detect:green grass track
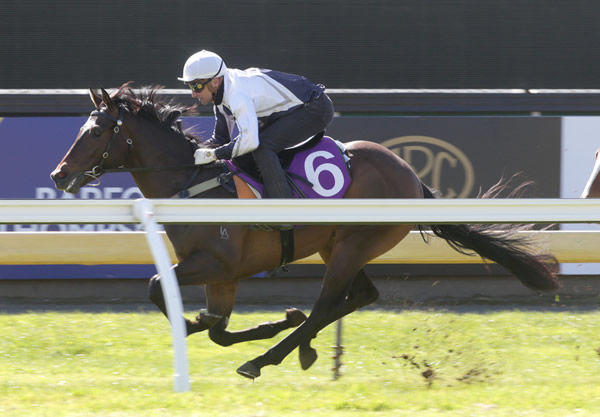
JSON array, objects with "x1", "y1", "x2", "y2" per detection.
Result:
[{"x1": 1, "y1": 306, "x2": 600, "y2": 416}]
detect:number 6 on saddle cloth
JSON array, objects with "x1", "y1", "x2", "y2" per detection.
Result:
[{"x1": 226, "y1": 133, "x2": 352, "y2": 200}]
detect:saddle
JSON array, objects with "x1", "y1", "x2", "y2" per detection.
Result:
[{"x1": 225, "y1": 133, "x2": 352, "y2": 268}]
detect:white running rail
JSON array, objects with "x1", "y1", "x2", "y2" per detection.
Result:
[
  {"x1": 2, "y1": 198, "x2": 600, "y2": 224},
  {"x1": 2, "y1": 197, "x2": 600, "y2": 392}
]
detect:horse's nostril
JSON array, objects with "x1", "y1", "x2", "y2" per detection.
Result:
[{"x1": 54, "y1": 171, "x2": 67, "y2": 179}]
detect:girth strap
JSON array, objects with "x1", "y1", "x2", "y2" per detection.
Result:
[{"x1": 279, "y1": 229, "x2": 295, "y2": 267}]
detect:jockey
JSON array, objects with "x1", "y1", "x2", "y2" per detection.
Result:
[{"x1": 178, "y1": 50, "x2": 335, "y2": 198}]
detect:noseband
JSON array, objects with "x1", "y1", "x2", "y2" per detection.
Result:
[{"x1": 85, "y1": 108, "x2": 133, "y2": 180}]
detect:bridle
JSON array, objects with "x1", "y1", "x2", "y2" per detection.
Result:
[
  {"x1": 83, "y1": 106, "x2": 228, "y2": 198},
  {"x1": 85, "y1": 107, "x2": 133, "y2": 181}
]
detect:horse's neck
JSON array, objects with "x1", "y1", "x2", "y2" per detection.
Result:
[{"x1": 126, "y1": 117, "x2": 225, "y2": 198}]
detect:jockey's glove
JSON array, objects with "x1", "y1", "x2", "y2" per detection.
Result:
[{"x1": 194, "y1": 148, "x2": 217, "y2": 165}]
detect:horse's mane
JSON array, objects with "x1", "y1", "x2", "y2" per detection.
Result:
[{"x1": 109, "y1": 82, "x2": 201, "y2": 145}]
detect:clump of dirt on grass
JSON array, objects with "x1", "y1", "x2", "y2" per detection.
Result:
[
  {"x1": 456, "y1": 367, "x2": 490, "y2": 384},
  {"x1": 394, "y1": 353, "x2": 436, "y2": 387},
  {"x1": 395, "y1": 352, "x2": 495, "y2": 387}
]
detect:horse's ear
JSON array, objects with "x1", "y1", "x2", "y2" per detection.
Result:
[
  {"x1": 100, "y1": 88, "x2": 116, "y2": 113},
  {"x1": 89, "y1": 89, "x2": 102, "y2": 108},
  {"x1": 165, "y1": 110, "x2": 182, "y2": 128}
]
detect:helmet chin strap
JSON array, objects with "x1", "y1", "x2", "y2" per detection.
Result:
[{"x1": 211, "y1": 79, "x2": 225, "y2": 105}]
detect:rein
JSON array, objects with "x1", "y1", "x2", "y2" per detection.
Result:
[{"x1": 101, "y1": 164, "x2": 198, "y2": 173}]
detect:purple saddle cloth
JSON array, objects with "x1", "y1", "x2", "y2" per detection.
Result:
[{"x1": 224, "y1": 135, "x2": 351, "y2": 198}]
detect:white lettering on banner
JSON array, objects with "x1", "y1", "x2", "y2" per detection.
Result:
[
  {"x1": 104, "y1": 187, "x2": 124, "y2": 199},
  {"x1": 7, "y1": 186, "x2": 145, "y2": 232},
  {"x1": 122, "y1": 187, "x2": 143, "y2": 199},
  {"x1": 36, "y1": 187, "x2": 58, "y2": 199},
  {"x1": 304, "y1": 150, "x2": 344, "y2": 197},
  {"x1": 1, "y1": 223, "x2": 143, "y2": 232},
  {"x1": 35, "y1": 186, "x2": 143, "y2": 200},
  {"x1": 13, "y1": 224, "x2": 39, "y2": 232},
  {"x1": 80, "y1": 188, "x2": 103, "y2": 199}
]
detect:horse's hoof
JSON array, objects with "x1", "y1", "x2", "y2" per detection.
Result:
[
  {"x1": 185, "y1": 318, "x2": 211, "y2": 336},
  {"x1": 286, "y1": 308, "x2": 307, "y2": 327},
  {"x1": 185, "y1": 319, "x2": 202, "y2": 336},
  {"x1": 196, "y1": 309, "x2": 223, "y2": 328},
  {"x1": 299, "y1": 345, "x2": 318, "y2": 370},
  {"x1": 237, "y1": 362, "x2": 261, "y2": 380}
]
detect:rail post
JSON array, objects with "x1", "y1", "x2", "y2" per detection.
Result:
[
  {"x1": 133, "y1": 198, "x2": 191, "y2": 392},
  {"x1": 332, "y1": 319, "x2": 344, "y2": 380}
]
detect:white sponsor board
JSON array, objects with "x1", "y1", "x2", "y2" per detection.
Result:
[{"x1": 561, "y1": 117, "x2": 600, "y2": 274}]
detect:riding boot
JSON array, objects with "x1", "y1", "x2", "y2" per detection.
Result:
[
  {"x1": 253, "y1": 148, "x2": 293, "y2": 199},
  {"x1": 253, "y1": 147, "x2": 293, "y2": 230}
]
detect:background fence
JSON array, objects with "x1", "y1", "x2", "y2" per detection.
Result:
[{"x1": 4, "y1": 89, "x2": 600, "y2": 116}]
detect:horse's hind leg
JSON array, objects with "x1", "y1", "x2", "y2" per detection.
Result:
[
  {"x1": 297, "y1": 245, "x2": 378, "y2": 371},
  {"x1": 237, "y1": 256, "x2": 360, "y2": 378},
  {"x1": 341, "y1": 268, "x2": 379, "y2": 314},
  {"x1": 237, "y1": 225, "x2": 410, "y2": 379},
  {"x1": 297, "y1": 268, "x2": 378, "y2": 370}
]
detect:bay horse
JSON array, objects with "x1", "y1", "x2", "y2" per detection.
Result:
[
  {"x1": 50, "y1": 84, "x2": 560, "y2": 379},
  {"x1": 581, "y1": 148, "x2": 600, "y2": 198}
]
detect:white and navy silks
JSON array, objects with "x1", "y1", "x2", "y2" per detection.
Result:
[{"x1": 207, "y1": 67, "x2": 333, "y2": 161}]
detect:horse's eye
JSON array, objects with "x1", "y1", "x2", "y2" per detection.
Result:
[{"x1": 91, "y1": 126, "x2": 102, "y2": 137}]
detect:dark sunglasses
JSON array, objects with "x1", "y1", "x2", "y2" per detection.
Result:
[{"x1": 187, "y1": 80, "x2": 209, "y2": 93}]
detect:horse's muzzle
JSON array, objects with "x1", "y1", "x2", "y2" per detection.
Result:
[{"x1": 50, "y1": 165, "x2": 87, "y2": 194}]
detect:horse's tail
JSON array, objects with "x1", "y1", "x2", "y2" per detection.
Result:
[{"x1": 419, "y1": 181, "x2": 560, "y2": 291}]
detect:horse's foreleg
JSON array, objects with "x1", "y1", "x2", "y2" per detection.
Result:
[
  {"x1": 148, "y1": 251, "x2": 238, "y2": 336},
  {"x1": 208, "y1": 308, "x2": 307, "y2": 346},
  {"x1": 148, "y1": 274, "x2": 213, "y2": 335},
  {"x1": 204, "y1": 282, "x2": 308, "y2": 346}
]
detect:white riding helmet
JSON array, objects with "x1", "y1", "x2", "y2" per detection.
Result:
[{"x1": 178, "y1": 50, "x2": 227, "y2": 82}]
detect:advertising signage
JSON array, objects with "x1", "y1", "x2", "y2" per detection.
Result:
[
  {"x1": 328, "y1": 116, "x2": 561, "y2": 199},
  {"x1": 0, "y1": 115, "x2": 561, "y2": 278}
]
